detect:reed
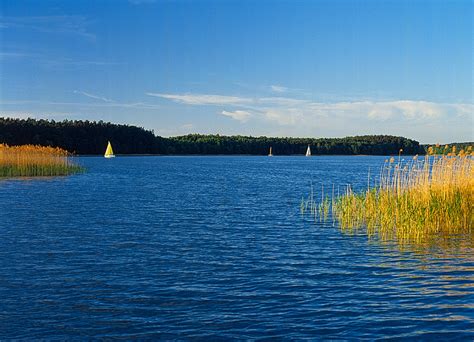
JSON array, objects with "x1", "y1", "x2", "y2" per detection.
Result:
[
  {"x1": 304, "y1": 146, "x2": 474, "y2": 245},
  {"x1": 0, "y1": 144, "x2": 83, "y2": 177}
]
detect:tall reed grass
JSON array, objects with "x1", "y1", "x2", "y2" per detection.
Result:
[
  {"x1": 303, "y1": 146, "x2": 473, "y2": 245},
  {"x1": 0, "y1": 144, "x2": 83, "y2": 177}
]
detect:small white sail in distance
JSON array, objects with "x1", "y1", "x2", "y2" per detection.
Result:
[
  {"x1": 306, "y1": 145, "x2": 311, "y2": 157},
  {"x1": 268, "y1": 146, "x2": 273, "y2": 156},
  {"x1": 104, "y1": 141, "x2": 115, "y2": 158}
]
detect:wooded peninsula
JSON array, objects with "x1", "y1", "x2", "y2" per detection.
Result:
[{"x1": 0, "y1": 117, "x2": 470, "y2": 156}]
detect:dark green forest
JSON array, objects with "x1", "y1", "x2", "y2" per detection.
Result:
[{"x1": 0, "y1": 117, "x2": 428, "y2": 155}]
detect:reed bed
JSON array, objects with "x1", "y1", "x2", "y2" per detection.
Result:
[
  {"x1": 0, "y1": 144, "x2": 83, "y2": 177},
  {"x1": 303, "y1": 146, "x2": 474, "y2": 245}
]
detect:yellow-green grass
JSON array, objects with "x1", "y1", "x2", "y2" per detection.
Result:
[
  {"x1": 304, "y1": 146, "x2": 474, "y2": 246},
  {"x1": 0, "y1": 144, "x2": 83, "y2": 177}
]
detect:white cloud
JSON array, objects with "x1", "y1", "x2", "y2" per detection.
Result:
[
  {"x1": 264, "y1": 109, "x2": 305, "y2": 126},
  {"x1": 0, "y1": 15, "x2": 95, "y2": 41},
  {"x1": 0, "y1": 99, "x2": 163, "y2": 110},
  {"x1": 3, "y1": 92, "x2": 472, "y2": 143},
  {"x1": 146, "y1": 92, "x2": 473, "y2": 131},
  {"x1": 45, "y1": 59, "x2": 121, "y2": 68},
  {"x1": 0, "y1": 52, "x2": 31, "y2": 59},
  {"x1": 74, "y1": 90, "x2": 113, "y2": 103},
  {"x1": 270, "y1": 85, "x2": 288, "y2": 93},
  {"x1": 363, "y1": 101, "x2": 466, "y2": 121},
  {"x1": 259, "y1": 100, "x2": 472, "y2": 126},
  {"x1": 0, "y1": 50, "x2": 119, "y2": 68},
  {"x1": 147, "y1": 93, "x2": 252, "y2": 105},
  {"x1": 221, "y1": 110, "x2": 252, "y2": 122},
  {"x1": 0, "y1": 111, "x2": 95, "y2": 121},
  {"x1": 259, "y1": 97, "x2": 309, "y2": 106},
  {"x1": 180, "y1": 123, "x2": 194, "y2": 130}
]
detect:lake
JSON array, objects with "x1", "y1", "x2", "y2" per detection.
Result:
[{"x1": 0, "y1": 156, "x2": 473, "y2": 340}]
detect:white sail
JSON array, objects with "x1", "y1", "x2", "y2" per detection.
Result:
[
  {"x1": 305, "y1": 145, "x2": 311, "y2": 157},
  {"x1": 268, "y1": 147, "x2": 273, "y2": 156}
]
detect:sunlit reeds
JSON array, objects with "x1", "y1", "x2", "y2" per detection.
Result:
[
  {"x1": 303, "y1": 146, "x2": 474, "y2": 245},
  {"x1": 0, "y1": 144, "x2": 83, "y2": 177}
]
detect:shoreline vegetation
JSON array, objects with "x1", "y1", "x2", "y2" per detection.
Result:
[
  {"x1": 0, "y1": 144, "x2": 82, "y2": 177},
  {"x1": 0, "y1": 117, "x2": 450, "y2": 156},
  {"x1": 303, "y1": 146, "x2": 474, "y2": 245}
]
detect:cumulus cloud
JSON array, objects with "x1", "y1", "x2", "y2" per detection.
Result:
[
  {"x1": 361, "y1": 100, "x2": 472, "y2": 121},
  {"x1": 221, "y1": 110, "x2": 252, "y2": 122},
  {"x1": 145, "y1": 91, "x2": 473, "y2": 140},
  {"x1": 258, "y1": 100, "x2": 473, "y2": 126},
  {"x1": 264, "y1": 109, "x2": 306, "y2": 126}
]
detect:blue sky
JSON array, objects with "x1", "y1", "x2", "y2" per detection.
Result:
[{"x1": 0, "y1": 0, "x2": 472, "y2": 143}]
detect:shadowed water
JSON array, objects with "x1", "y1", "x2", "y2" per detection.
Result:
[{"x1": 0, "y1": 156, "x2": 473, "y2": 340}]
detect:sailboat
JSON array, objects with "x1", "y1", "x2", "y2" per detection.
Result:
[
  {"x1": 268, "y1": 147, "x2": 273, "y2": 156},
  {"x1": 305, "y1": 145, "x2": 311, "y2": 157},
  {"x1": 104, "y1": 141, "x2": 115, "y2": 158}
]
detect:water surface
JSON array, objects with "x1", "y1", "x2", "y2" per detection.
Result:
[{"x1": 0, "y1": 156, "x2": 473, "y2": 339}]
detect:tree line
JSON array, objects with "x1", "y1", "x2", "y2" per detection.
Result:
[{"x1": 0, "y1": 117, "x2": 427, "y2": 155}]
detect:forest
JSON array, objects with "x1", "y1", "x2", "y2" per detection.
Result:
[{"x1": 0, "y1": 117, "x2": 429, "y2": 155}]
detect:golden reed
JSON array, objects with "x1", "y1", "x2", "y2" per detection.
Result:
[
  {"x1": 0, "y1": 144, "x2": 82, "y2": 177},
  {"x1": 304, "y1": 146, "x2": 473, "y2": 246}
]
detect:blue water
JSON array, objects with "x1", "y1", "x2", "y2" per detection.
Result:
[{"x1": 0, "y1": 156, "x2": 473, "y2": 340}]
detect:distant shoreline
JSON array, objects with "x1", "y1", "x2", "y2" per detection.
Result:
[
  {"x1": 2, "y1": 117, "x2": 472, "y2": 156},
  {"x1": 1, "y1": 117, "x2": 425, "y2": 156}
]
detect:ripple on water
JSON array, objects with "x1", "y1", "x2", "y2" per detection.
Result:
[{"x1": 0, "y1": 156, "x2": 473, "y2": 339}]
